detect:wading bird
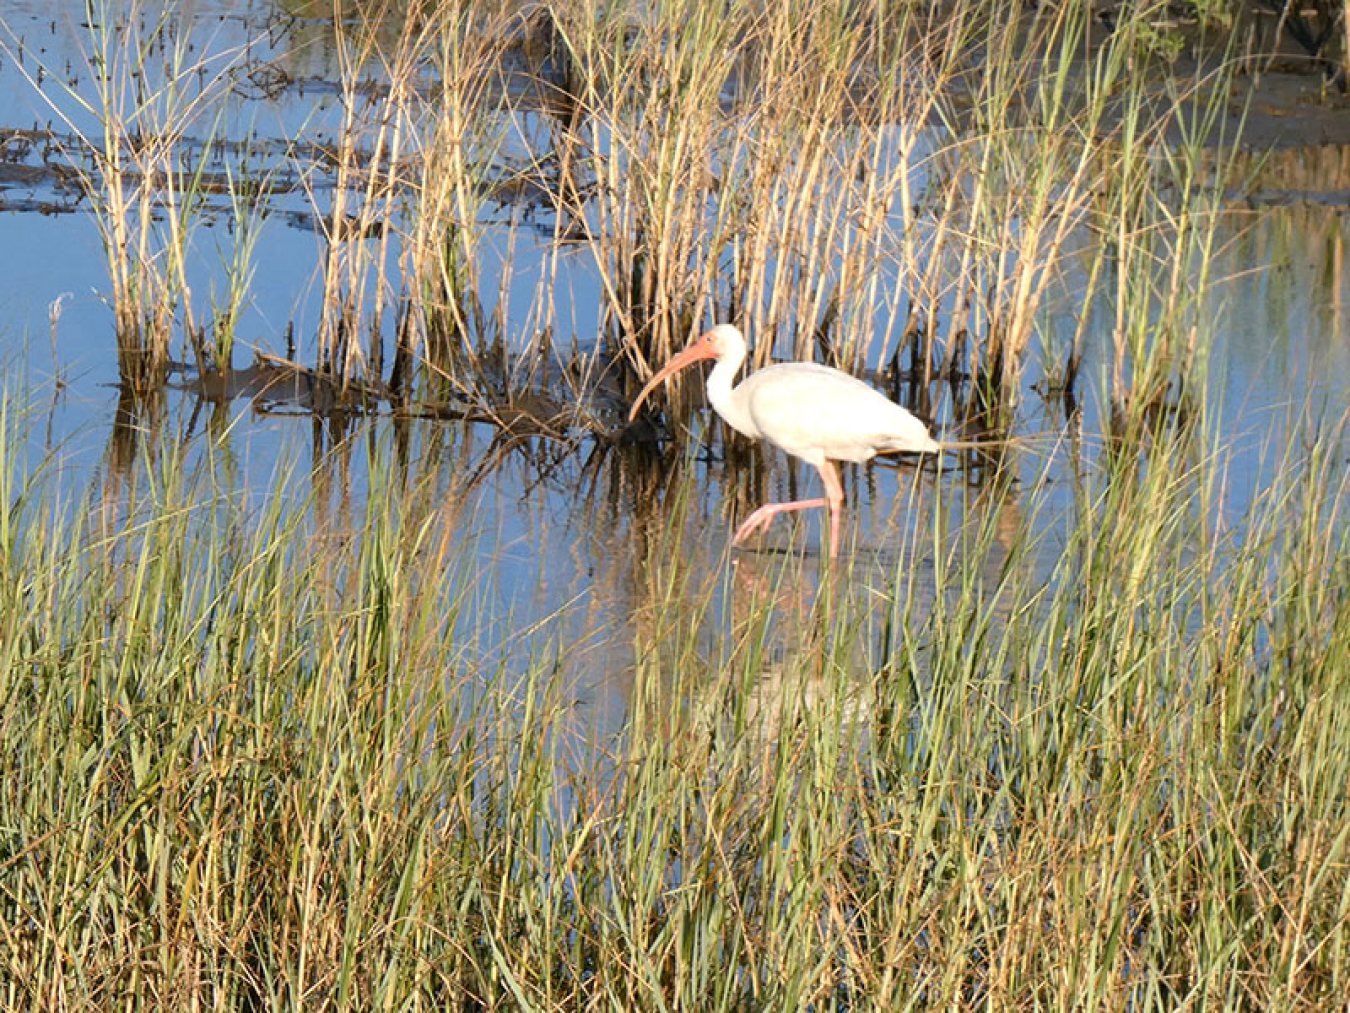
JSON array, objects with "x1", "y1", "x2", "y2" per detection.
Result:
[{"x1": 629, "y1": 323, "x2": 942, "y2": 559}]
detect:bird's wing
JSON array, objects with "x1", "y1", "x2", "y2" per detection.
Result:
[{"x1": 740, "y1": 363, "x2": 936, "y2": 463}]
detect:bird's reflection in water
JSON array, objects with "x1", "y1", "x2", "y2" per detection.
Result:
[
  {"x1": 725, "y1": 549, "x2": 873, "y2": 736},
  {"x1": 620, "y1": 433, "x2": 1038, "y2": 758},
  {"x1": 711, "y1": 451, "x2": 1030, "y2": 743}
]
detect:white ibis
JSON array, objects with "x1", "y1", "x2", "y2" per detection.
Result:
[{"x1": 629, "y1": 323, "x2": 941, "y2": 558}]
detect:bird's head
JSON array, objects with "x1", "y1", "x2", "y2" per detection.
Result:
[
  {"x1": 628, "y1": 324, "x2": 746, "y2": 422},
  {"x1": 701, "y1": 323, "x2": 746, "y2": 359}
]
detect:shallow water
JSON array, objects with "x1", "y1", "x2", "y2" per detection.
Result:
[{"x1": 2, "y1": 1, "x2": 1348, "y2": 748}]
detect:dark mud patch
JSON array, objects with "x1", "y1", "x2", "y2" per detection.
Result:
[
  {"x1": 1226, "y1": 71, "x2": 1350, "y2": 150},
  {"x1": 171, "y1": 349, "x2": 641, "y2": 447}
]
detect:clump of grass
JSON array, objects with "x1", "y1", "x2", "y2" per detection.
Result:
[
  {"x1": 399, "y1": 3, "x2": 515, "y2": 401},
  {"x1": 1, "y1": 0, "x2": 248, "y2": 392},
  {"x1": 1, "y1": 0, "x2": 1259, "y2": 427},
  {"x1": 287, "y1": 1, "x2": 529, "y2": 401},
  {"x1": 531, "y1": 0, "x2": 1253, "y2": 433},
  {"x1": 2, "y1": 363, "x2": 1348, "y2": 1007},
  {"x1": 203, "y1": 150, "x2": 273, "y2": 376},
  {"x1": 307, "y1": 2, "x2": 422, "y2": 388}
]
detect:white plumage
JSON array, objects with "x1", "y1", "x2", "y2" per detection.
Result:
[{"x1": 629, "y1": 324, "x2": 940, "y2": 558}]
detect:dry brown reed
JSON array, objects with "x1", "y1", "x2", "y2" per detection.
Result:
[
  {"x1": 2, "y1": 0, "x2": 1266, "y2": 420},
  {"x1": 1, "y1": 2, "x2": 243, "y2": 390}
]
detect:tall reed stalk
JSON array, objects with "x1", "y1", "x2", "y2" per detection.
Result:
[{"x1": 400, "y1": 3, "x2": 513, "y2": 398}]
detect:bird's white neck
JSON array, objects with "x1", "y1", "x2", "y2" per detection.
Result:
[{"x1": 705, "y1": 343, "x2": 757, "y2": 438}]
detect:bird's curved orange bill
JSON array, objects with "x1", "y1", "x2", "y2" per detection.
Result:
[{"x1": 627, "y1": 339, "x2": 718, "y2": 422}]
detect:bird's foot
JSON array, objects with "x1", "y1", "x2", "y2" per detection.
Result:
[
  {"x1": 732, "y1": 505, "x2": 781, "y2": 545},
  {"x1": 731, "y1": 498, "x2": 830, "y2": 548}
]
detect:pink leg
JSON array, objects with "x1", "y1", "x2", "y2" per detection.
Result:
[
  {"x1": 817, "y1": 460, "x2": 844, "y2": 559},
  {"x1": 732, "y1": 497, "x2": 829, "y2": 545},
  {"x1": 731, "y1": 461, "x2": 846, "y2": 558}
]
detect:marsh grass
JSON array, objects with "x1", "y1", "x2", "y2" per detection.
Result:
[
  {"x1": 6, "y1": 0, "x2": 1259, "y2": 418},
  {"x1": 2, "y1": 377, "x2": 1349, "y2": 1007},
  {"x1": 4, "y1": 1, "x2": 1350, "y2": 1008},
  {"x1": 0, "y1": 1, "x2": 253, "y2": 391},
  {"x1": 543, "y1": 0, "x2": 1244, "y2": 415}
]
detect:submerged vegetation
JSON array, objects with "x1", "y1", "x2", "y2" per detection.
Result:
[{"x1": 0, "y1": 0, "x2": 1348, "y2": 1008}]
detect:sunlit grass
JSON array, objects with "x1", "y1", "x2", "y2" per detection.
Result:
[
  {"x1": 2, "y1": 380, "x2": 1348, "y2": 1008},
  {"x1": 2, "y1": 0, "x2": 1258, "y2": 416},
  {"x1": 2, "y1": 0, "x2": 1348, "y2": 1008},
  {"x1": 0, "y1": 0, "x2": 250, "y2": 390}
]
